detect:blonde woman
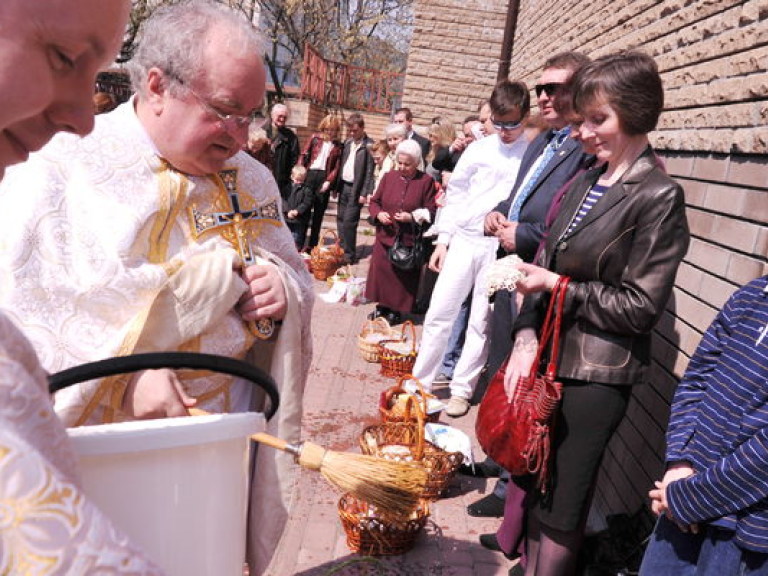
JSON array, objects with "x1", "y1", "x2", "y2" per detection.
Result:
[
  {"x1": 425, "y1": 120, "x2": 459, "y2": 185},
  {"x1": 301, "y1": 114, "x2": 343, "y2": 248}
]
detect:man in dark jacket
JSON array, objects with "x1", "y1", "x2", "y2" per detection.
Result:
[
  {"x1": 336, "y1": 113, "x2": 374, "y2": 264},
  {"x1": 265, "y1": 102, "x2": 300, "y2": 203},
  {"x1": 468, "y1": 51, "x2": 591, "y2": 521},
  {"x1": 394, "y1": 107, "x2": 430, "y2": 160}
]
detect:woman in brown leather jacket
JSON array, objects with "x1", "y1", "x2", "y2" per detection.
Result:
[{"x1": 504, "y1": 51, "x2": 690, "y2": 576}]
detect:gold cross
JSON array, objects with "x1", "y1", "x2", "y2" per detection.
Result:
[{"x1": 190, "y1": 168, "x2": 281, "y2": 339}]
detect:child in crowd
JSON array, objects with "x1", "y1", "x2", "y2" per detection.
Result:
[{"x1": 284, "y1": 165, "x2": 314, "y2": 249}]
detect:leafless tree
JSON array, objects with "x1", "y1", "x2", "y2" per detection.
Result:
[{"x1": 121, "y1": 0, "x2": 413, "y2": 98}]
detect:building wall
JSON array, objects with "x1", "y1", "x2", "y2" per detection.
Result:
[
  {"x1": 403, "y1": 0, "x2": 768, "y2": 526},
  {"x1": 284, "y1": 99, "x2": 390, "y2": 152},
  {"x1": 401, "y1": 0, "x2": 509, "y2": 127}
]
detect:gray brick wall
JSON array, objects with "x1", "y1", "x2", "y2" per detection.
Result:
[{"x1": 401, "y1": 0, "x2": 509, "y2": 127}]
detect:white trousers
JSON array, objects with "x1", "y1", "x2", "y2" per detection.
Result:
[{"x1": 410, "y1": 232, "x2": 498, "y2": 399}]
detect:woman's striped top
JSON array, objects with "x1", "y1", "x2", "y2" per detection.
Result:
[{"x1": 565, "y1": 183, "x2": 607, "y2": 235}]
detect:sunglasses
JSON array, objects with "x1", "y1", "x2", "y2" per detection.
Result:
[
  {"x1": 491, "y1": 117, "x2": 523, "y2": 131},
  {"x1": 535, "y1": 82, "x2": 564, "y2": 97}
]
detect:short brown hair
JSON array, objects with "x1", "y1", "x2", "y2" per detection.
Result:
[
  {"x1": 489, "y1": 80, "x2": 530, "y2": 118},
  {"x1": 572, "y1": 50, "x2": 664, "y2": 136},
  {"x1": 346, "y1": 112, "x2": 365, "y2": 128},
  {"x1": 543, "y1": 51, "x2": 591, "y2": 74},
  {"x1": 394, "y1": 107, "x2": 413, "y2": 121},
  {"x1": 93, "y1": 92, "x2": 117, "y2": 114}
]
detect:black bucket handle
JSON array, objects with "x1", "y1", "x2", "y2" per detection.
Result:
[{"x1": 48, "y1": 352, "x2": 279, "y2": 421}]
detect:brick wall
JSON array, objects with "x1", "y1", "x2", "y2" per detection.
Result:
[
  {"x1": 401, "y1": 0, "x2": 509, "y2": 129},
  {"x1": 402, "y1": 0, "x2": 768, "y2": 528},
  {"x1": 283, "y1": 99, "x2": 390, "y2": 153},
  {"x1": 593, "y1": 151, "x2": 767, "y2": 526}
]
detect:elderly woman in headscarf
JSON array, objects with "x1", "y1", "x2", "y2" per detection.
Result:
[{"x1": 365, "y1": 139, "x2": 438, "y2": 325}]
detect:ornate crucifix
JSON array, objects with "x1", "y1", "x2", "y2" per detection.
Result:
[{"x1": 190, "y1": 168, "x2": 281, "y2": 340}]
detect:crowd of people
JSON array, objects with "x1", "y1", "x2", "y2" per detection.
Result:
[
  {"x1": 249, "y1": 41, "x2": 765, "y2": 576},
  {"x1": 250, "y1": 44, "x2": 766, "y2": 576},
  {"x1": 0, "y1": 1, "x2": 764, "y2": 575}
]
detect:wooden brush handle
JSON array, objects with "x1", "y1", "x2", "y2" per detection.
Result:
[
  {"x1": 251, "y1": 432, "x2": 289, "y2": 451},
  {"x1": 188, "y1": 408, "x2": 291, "y2": 453}
]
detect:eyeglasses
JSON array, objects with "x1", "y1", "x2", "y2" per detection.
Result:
[
  {"x1": 535, "y1": 82, "x2": 564, "y2": 98},
  {"x1": 491, "y1": 117, "x2": 523, "y2": 131},
  {"x1": 174, "y1": 76, "x2": 264, "y2": 130}
]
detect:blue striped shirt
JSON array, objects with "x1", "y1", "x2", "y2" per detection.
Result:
[
  {"x1": 665, "y1": 276, "x2": 768, "y2": 552},
  {"x1": 565, "y1": 183, "x2": 607, "y2": 235}
]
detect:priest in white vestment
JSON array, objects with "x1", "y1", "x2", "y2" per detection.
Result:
[{"x1": 0, "y1": 3, "x2": 313, "y2": 574}]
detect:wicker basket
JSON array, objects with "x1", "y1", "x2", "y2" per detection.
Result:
[
  {"x1": 326, "y1": 264, "x2": 353, "y2": 287},
  {"x1": 359, "y1": 405, "x2": 464, "y2": 500},
  {"x1": 338, "y1": 493, "x2": 429, "y2": 556},
  {"x1": 357, "y1": 317, "x2": 399, "y2": 363},
  {"x1": 310, "y1": 229, "x2": 344, "y2": 281},
  {"x1": 379, "y1": 321, "x2": 417, "y2": 378},
  {"x1": 379, "y1": 375, "x2": 439, "y2": 424}
]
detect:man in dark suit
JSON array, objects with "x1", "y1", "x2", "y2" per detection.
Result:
[
  {"x1": 265, "y1": 102, "x2": 300, "y2": 202},
  {"x1": 467, "y1": 51, "x2": 592, "y2": 520},
  {"x1": 336, "y1": 113, "x2": 374, "y2": 264},
  {"x1": 394, "y1": 107, "x2": 430, "y2": 160}
]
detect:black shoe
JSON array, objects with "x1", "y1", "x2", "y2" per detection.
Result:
[
  {"x1": 367, "y1": 308, "x2": 384, "y2": 321},
  {"x1": 508, "y1": 563, "x2": 524, "y2": 576},
  {"x1": 458, "y1": 462, "x2": 501, "y2": 478},
  {"x1": 479, "y1": 533, "x2": 518, "y2": 561},
  {"x1": 467, "y1": 493, "x2": 505, "y2": 517},
  {"x1": 385, "y1": 311, "x2": 402, "y2": 325}
]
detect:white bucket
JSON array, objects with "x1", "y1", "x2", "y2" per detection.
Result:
[{"x1": 68, "y1": 412, "x2": 264, "y2": 575}]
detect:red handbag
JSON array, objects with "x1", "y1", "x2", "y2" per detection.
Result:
[{"x1": 475, "y1": 276, "x2": 570, "y2": 492}]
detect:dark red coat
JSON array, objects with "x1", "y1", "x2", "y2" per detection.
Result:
[{"x1": 365, "y1": 170, "x2": 437, "y2": 313}]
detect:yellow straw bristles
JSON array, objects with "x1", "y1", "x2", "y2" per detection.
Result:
[{"x1": 314, "y1": 449, "x2": 427, "y2": 518}]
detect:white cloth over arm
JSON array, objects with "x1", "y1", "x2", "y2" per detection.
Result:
[{"x1": 0, "y1": 313, "x2": 163, "y2": 574}]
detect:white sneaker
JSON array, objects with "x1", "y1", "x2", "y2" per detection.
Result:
[{"x1": 445, "y1": 396, "x2": 470, "y2": 418}]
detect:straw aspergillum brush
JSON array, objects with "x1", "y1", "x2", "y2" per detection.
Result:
[
  {"x1": 188, "y1": 409, "x2": 426, "y2": 517},
  {"x1": 255, "y1": 432, "x2": 426, "y2": 517}
]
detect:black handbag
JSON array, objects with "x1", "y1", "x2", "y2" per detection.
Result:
[{"x1": 388, "y1": 224, "x2": 425, "y2": 271}]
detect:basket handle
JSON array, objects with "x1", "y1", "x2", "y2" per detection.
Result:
[
  {"x1": 402, "y1": 394, "x2": 426, "y2": 460},
  {"x1": 381, "y1": 384, "x2": 405, "y2": 411},
  {"x1": 365, "y1": 316, "x2": 392, "y2": 335},
  {"x1": 396, "y1": 374, "x2": 433, "y2": 414},
  {"x1": 336, "y1": 264, "x2": 352, "y2": 277},
  {"x1": 320, "y1": 228, "x2": 340, "y2": 246},
  {"x1": 47, "y1": 352, "x2": 280, "y2": 421},
  {"x1": 400, "y1": 320, "x2": 417, "y2": 354}
]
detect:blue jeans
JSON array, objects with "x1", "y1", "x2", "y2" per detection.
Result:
[
  {"x1": 439, "y1": 293, "x2": 471, "y2": 377},
  {"x1": 640, "y1": 515, "x2": 768, "y2": 576}
]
